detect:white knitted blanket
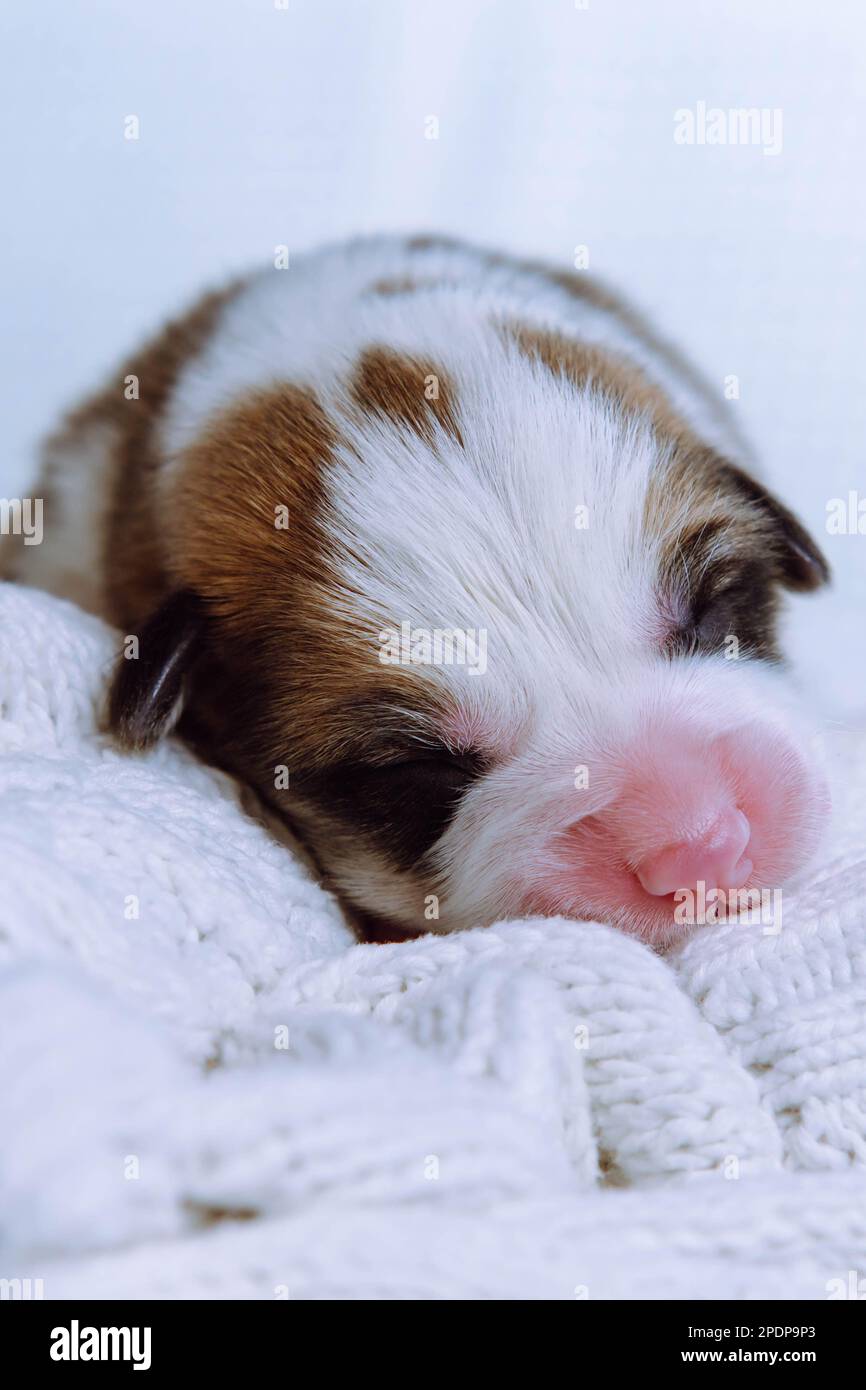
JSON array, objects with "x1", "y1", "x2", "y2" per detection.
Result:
[{"x1": 2, "y1": 581, "x2": 866, "y2": 1300}]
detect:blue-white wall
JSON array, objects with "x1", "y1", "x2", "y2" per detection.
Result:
[{"x1": 2, "y1": 0, "x2": 863, "y2": 711}]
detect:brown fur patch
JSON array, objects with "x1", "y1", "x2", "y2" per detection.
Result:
[
  {"x1": 350, "y1": 345, "x2": 463, "y2": 448},
  {"x1": 368, "y1": 275, "x2": 422, "y2": 297},
  {"x1": 101, "y1": 281, "x2": 247, "y2": 629},
  {"x1": 500, "y1": 319, "x2": 694, "y2": 443},
  {"x1": 537, "y1": 264, "x2": 750, "y2": 455},
  {"x1": 367, "y1": 275, "x2": 447, "y2": 298},
  {"x1": 404, "y1": 232, "x2": 753, "y2": 462},
  {"x1": 90, "y1": 358, "x2": 464, "y2": 917},
  {"x1": 406, "y1": 235, "x2": 446, "y2": 252},
  {"x1": 367, "y1": 274, "x2": 457, "y2": 298},
  {"x1": 157, "y1": 382, "x2": 475, "y2": 905},
  {"x1": 164, "y1": 383, "x2": 445, "y2": 779}
]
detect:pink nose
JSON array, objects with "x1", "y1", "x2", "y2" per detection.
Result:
[{"x1": 636, "y1": 808, "x2": 752, "y2": 897}]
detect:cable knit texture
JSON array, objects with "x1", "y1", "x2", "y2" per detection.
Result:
[{"x1": 2, "y1": 583, "x2": 866, "y2": 1299}]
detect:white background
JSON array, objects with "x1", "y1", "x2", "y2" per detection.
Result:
[{"x1": 1, "y1": 0, "x2": 863, "y2": 715}]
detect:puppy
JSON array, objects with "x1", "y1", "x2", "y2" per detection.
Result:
[{"x1": 4, "y1": 234, "x2": 830, "y2": 944}]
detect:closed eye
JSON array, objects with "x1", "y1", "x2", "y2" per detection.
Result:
[
  {"x1": 375, "y1": 747, "x2": 486, "y2": 777},
  {"x1": 663, "y1": 560, "x2": 781, "y2": 660},
  {"x1": 291, "y1": 745, "x2": 487, "y2": 868}
]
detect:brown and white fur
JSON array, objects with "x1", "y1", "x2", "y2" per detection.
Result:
[{"x1": 3, "y1": 235, "x2": 830, "y2": 945}]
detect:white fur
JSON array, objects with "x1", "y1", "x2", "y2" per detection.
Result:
[
  {"x1": 158, "y1": 235, "x2": 751, "y2": 481},
  {"x1": 4, "y1": 418, "x2": 118, "y2": 614}
]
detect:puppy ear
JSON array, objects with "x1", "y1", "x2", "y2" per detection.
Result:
[
  {"x1": 719, "y1": 462, "x2": 830, "y2": 591},
  {"x1": 106, "y1": 590, "x2": 203, "y2": 750}
]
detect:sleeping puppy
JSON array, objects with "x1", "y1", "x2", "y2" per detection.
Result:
[{"x1": 4, "y1": 235, "x2": 830, "y2": 944}]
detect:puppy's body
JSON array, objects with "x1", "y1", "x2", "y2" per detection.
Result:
[{"x1": 5, "y1": 236, "x2": 829, "y2": 943}]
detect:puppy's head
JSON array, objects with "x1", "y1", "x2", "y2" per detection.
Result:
[{"x1": 107, "y1": 326, "x2": 830, "y2": 944}]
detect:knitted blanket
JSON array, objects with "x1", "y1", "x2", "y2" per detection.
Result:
[{"x1": 2, "y1": 581, "x2": 866, "y2": 1300}]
